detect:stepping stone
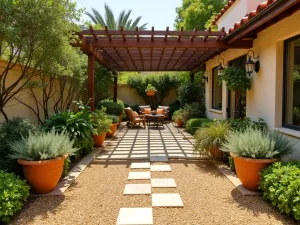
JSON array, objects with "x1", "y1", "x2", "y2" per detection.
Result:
[
  {"x1": 151, "y1": 165, "x2": 171, "y2": 172},
  {"x1": 130, "y1": 162, "x2": 151, "y2": 169},
  {"x1": 150, "y1": 155, "x2": 168, "y2": 162},
  {"x1": 151, "y1": 178, "x2": 176, "y2": 188},
  {"x1": 152, "y1": 193, "x2": 183, "y2": 207},
  {"x1": 116, "y1": 208, "x2": 153, "y2": 225},
  {"x1": 128, "y1": 172, "x2": 151, "y2": 180},
  {"x1": 124, "y1": 184, "x2": 151, "y2": 195}
]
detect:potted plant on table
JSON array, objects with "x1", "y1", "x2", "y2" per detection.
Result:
[
  {"x1": 107, "y1": 115, "x2": 119, "y2": 137},
  {"x1": 93, "y1": 109, "x2": 112, "y2": 146},
  {"x1": 221, "y1": 127, "x2": 295, "y2": 191},
  {"x1": 145, "y1": 84, "x2": 157, "y2": 96},
  {"x1": 9, "y1": 131, "x2": 78, "y2": 194},
  {"x1": 194, "y1": 120, "x2": 230, "y2": 159}
]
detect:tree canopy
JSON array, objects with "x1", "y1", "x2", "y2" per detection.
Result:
[
  {"x1": 174, "y1": 0, "x2": 226, "y2": 30},
  {"x1": 86, "y1": 3, "x2": 148, "y2": 30}
]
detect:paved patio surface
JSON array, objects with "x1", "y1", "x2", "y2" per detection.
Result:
[{"x1": 97, "y1": 123, "x2": 208, "y2": 160}]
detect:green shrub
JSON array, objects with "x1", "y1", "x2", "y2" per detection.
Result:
[
  {"x1": 9, "y1": 131, "x2": 78, "y2": 161},
  {"x1": 93, "y1": 109, "x2": 112, "y2": 135},
  {"x1": 293, "y1": 107, "x2": 300, "y2": 125},
  {"x1": 145, "y1": 84, "x2": 157, "y2": 92},
  {"x1": 98, "y1": 101, "x2": 124, "y2": 116},
  {"x1": 259, "y1": 161, "x2": 300, "y2": 221},
  {"x1": 185, "y1": 118, "x2": 211, "y2": 134},
  {"x1": 230, "y1": 117, "x2": 267, "y2": 132},
  {"x1": 0, "y1": 117, "x2": 38, "y2": 175},
  {"x1": 0, "y1": 171, "x2": 30, "y2": 223},
  {"x1": 42, "y1": 101, "x2": 95, "y2": 158},
  {"x1": 107, "y1": 114, "x2": 119, "y2": 124},
  {"x1": 228, "y1": 156, "x2": 235, "y2": 172},
  {"x1": 169, "y1": 101, "x2": 181, "y2": 118},
  {"x1": 172, "y1": 109, "x2": 184, "y2": 123},
  {"x1": 182, "y1": 102, "x2": 205, "y2": 123},
  {"x1": 221, "y1": 128, "x2": 295, "y2": 159},
  {"x1": 194, "y1": 120, "x2": 230, "y2": 155},
  {"x1": 178, "y1": 82, "x2": 205, "y2": 106}
]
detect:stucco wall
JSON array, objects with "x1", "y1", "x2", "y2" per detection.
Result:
[
  {"x1": 206, "y1": 10, "x2": 300, "y2": 159},
  {"x1": 116, "y1": 85, "x2": 177, "y2": 107}
]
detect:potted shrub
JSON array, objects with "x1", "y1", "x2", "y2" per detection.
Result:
[
  {"x1": 172, "y1": 109, "x2": 184, "y2": 127},
  {"x1": 145, "y1": 84, "x2": 157, "y2": 96},
  {"x1": 221, "y1": 128, "x2": 295, "y2": 191},
  {"x1": 93, "y1": 109, "x2": 112, "y2": 146},
  {"x1": 194, "y1": 120, "x2": 230, "y2": 159},
  {"x1": 98, "y1": 100, "x2": 124, "y2": 123},
  {"x1": 107, "y1": 115, "x2": 119, "y2": 137},
  {"x1": 9, "y1": 131, "x2": 78, "y2": 194}
]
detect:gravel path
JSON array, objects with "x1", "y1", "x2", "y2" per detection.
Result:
[{"x1": 12, "y1": 160, "x2": 296, "y2": 225}]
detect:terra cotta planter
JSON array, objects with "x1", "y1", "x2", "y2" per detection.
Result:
[
  {"x1": 18, "y1": 154, "x2": 68, "y2": 194},
  {"x1": 176, "y1": 120, "x2": 184, "y2": 127},
  {"x1": 107, "y1": 123, "x2": 118, "y2": 137},
  {"x1": 231, "y1": 153, "x2": 279, "y2": 191},
  {"x1": 93, "y1": 133, "x2": 106, "y2": 147},
  {"x1": 208, "y1": 145, "x2": 224, "y2": 160},
  {"x1": 146, "y1": 90, "x2": 155, "y2": 96}
]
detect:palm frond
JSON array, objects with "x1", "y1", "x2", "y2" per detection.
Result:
[
  {"x1": 117, "y1": 10, "x2": 126, "y2": 29},
  {"x1": 122, "y1": 10, "x2": 132, "y2": 28},
  {"x1": 130, "y1": 16, "x2": 142, "y2": 30},
  {"x1": 85, "y1": 11, "x2": 98, "y2": 25},
  {"x1": 91, "y1": 8, "x2": 105, "y2": 27},
  {"x1": 139, "y1": 23, "x2": 148, "y2": 30},
  {"x1": 104, "y1": 3, "x2": 116, "y2": 30}
]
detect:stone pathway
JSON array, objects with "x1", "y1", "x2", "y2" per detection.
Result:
[
  {"x1": 116, "y1": 158, "x2": 183, "y2": 225},
  {"x1": 97, "y1": 123, "x2": 208, "y2": 160}
]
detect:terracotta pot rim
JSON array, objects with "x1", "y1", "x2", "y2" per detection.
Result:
[
  {"x1": 18, "y1": 154, "x2": 68, "y2": 165},
  {"x1": 230, "y1": 153, "x2": 279, "y2": 163},
  {"x1": 94, "y1": 133, "x2": 106, "y2": 136}
]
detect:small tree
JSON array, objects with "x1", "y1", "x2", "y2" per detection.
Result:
[{"x1": 219, "y1": 66, "x2": 251, "y2": 118}]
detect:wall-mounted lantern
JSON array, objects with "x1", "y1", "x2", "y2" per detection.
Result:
[
  {"x1": 245, "y1": 50, "x2": 260, "y2": 76},
  {"x1": 216, "y1": 58, "x2": 226, "y2": 76}
]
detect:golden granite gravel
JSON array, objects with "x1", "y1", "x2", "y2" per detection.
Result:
[{"x1": 12, "y1": 160, "x2": 296, "y2": 225}]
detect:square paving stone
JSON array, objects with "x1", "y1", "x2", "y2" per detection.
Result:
[
  {"x1": 128, "y1": 172, "x2": 151, "y2": 180},
  {"x1": 124, "y1": 184, "x2": 151, "y2": 195},
  {"x1": 116, "y1": 208, "x2": 153, "y2": 225},
  {"x1": 152, "y1": 193, "x2": 183, "y2": 207},
  {"x1": 151, "y1": 165, "x2": 171, "y2": 172},
  {"x1": 130, "y1": 162, "x2": 151, "y2": 169},
  {"x1": 151, "y1": 178, "x2": 176, "y2": 188},
  {"x1": 150, "y1": 155, "x2": 168, "y2": 162}
]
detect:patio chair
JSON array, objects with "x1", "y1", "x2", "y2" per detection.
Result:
[
  {"x1": 158, "y1": 105, "x2": 170, "y2": 121},
  {"x1": 125, "y1": 107, "x2": 146, "y2": 129},
  {"x1": 138, "y1": 105, "x2": 151, "y2": 115}
]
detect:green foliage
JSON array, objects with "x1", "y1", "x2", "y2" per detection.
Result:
[
  {"x1": 145, "y1": 84, "x2": 157, "y2": 92},
  {"x1": 221, "y1": 128, "x2": 295, "y2": 159},
  {"x1": 219, "y1": 66, "x2": 251, "y2": 92},
  {"x1": 230, "y1": 117, "x2": 267, "y2": 132},
  {"x1": 9, "y1": 131, "x2": 78, "y2": 161},
  {"x1": 178, "y1": 82, "x2": 205, "y2": 106},
  {"x1": 293, "y1": 107, "x2": 300, "y2": 125},
  {"x1": 94, "y1": 64, "x2": 114, "y2": 103},
  {"x1": 169, "y1": 101, "x2": 181, "y2": 118},
  {"x1": 98, "y1": 100, "x2": 124, "y2": 116},
  {"x1": 85, "y1": 3, "x2": 148, "y2": 30},
  {"x1": 259, "y1": 161, "x2": 300, "y2": 221},
  {"x1": 185, "y1": 118, "x2": 211, "y2": 134},
  {"x1": 228, "y1": 156, "x2": 236, "y2": 172},
  {"x1": 93, "y1": 109, "x2": 112, "y2": 135},
  {"x1": 0, "y1": 171, "x2": 30, "y2": 224},
  {"x1": 181, "y1": 102, "x2": 206, "y2": 123},
  {"x1": 174, "y1": 0, "x2": 225, "y2": 30},
  {"x1": 118, "y1": 72, "x2": 139, "y2": 85},
  {"x1": 62, "y1": 156, "x2": 71, "y2": 178},
  {"x1": 172, "y1": 109, "x2": 184, "y2": 123},
  {"x1": 42, "y1": 101, "x2": 95, "y2": 158},
  {"x1": 194, "y1": 120, "x2": 230, "y2": 155},
  {"x1": 107, "y1": 115, "x2": 119, "y2": 124},
  {"x1": 0, "y1": 117, "x2": 38, "y2": 175}
]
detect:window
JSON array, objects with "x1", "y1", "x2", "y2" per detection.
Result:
[
  {"x1": 212, "y1": 67, "x2": 222, "y2": 110},
  {"x1": 283, "y1": 35, "x2": 300, "y2": 130}
]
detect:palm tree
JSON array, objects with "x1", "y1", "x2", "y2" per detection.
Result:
[{"x1": 86, "y1": 3, "x2": 148, "y2": 30}]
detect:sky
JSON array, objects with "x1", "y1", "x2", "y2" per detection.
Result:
[{"x1": 75, "y1": 0, "x2": 182, "y2": 30}]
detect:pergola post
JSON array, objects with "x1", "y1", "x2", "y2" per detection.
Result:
[
  {"x1": 190, "y1": 73, "x2": 195, "y2": 83},
  {"x1": 113, "y1": 73, "x2": 118, "y2": 103},
  {"x1": 88, "y1": 54, "x2": 95, "y2": 111}
]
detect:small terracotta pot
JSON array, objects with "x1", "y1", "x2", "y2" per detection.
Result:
[
  {"x1": 208, "y1": 145, "x2": 224, "y2": 160},
  {"x1": 93, "y1": 133, "x2": 106, "y2": 147},
  {"x1": 231, "y1": 153, "x2": 279, "y2": 191},
  {"x1": 146, "y1": 90, "x2": 155, "y2": 96},
  {"x1": 18, "y1": 154, "x2": 68, "y2": 194},
  {"x1": 107, "y1": 123, "x2": 118, "y2": 137},
  {"x1": 176, "y1": 120, "x2": 184, "y2": 127}
]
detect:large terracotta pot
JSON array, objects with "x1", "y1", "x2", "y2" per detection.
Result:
[
  {"x1": 208, "y1": 145, "x2": 224, "y2": 160},
  {"x1": 18, "y1": 154, "x2": 68, "y2": 194},
  {"x1": 176, "y1": 120, "x2": 184, "y2": 127},
  {"x1": 146, "y1": 90, "x2": 155, "y2": 96},
  {"x1": 93, "y1": 133, "x2": 106, "y2": 147},
  {"x1": 231, "y1": 153, "x2": 279, "y2": 191},
  {"x1": 107, "y1": 123, "x2": 118, "y2": 137}
]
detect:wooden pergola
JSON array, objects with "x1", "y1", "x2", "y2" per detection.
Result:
[{"x1": 73, "y1": 26, "x2": 253, "y2": 110}]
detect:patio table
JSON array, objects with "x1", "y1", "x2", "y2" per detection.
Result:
[{"x1": 145, "y1": 114, "x2": 164, "y2": 128}]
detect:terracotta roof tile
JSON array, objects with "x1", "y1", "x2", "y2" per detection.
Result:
[{"x1": 212, "y1": 0, "x2": 237, "y2": 25}]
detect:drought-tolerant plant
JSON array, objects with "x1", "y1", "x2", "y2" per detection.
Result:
[
  {"x1": 194, "y1": 120, "x2": 230, "y2": 155},
  {"x1": 259, "y1": 161, "x2": 300, "y2": 221},
  {"x1": 221, "y1": 128, "x2": 295, "y2": 159},
  {"x1": 107, "y1": 114, "x2": 119, "y2": 124},
  {"x1": 145, "y1": 84, "x2": 157, "y2": 92},
  {"x1": 0, "y1": 117, "x2": 38, "y2": 175},
  {"x1": 9, "y1": 131, "x2": 78, "y2": 161},
  {"x1": 230, "y1": 117, "x2": 267, "y2": 132},
  {"x1": 185, "y1": 118, "x2": 211, "y2": 134},
  {"x1": 0, "y1": 171, "x2": 30, "y2": 224},
  {"x1": 93, "y1": 109, "x2": 112, "y2": 135},
  {"x1": 178, "y1": 82, "x2": 205, "y2": 106}
]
